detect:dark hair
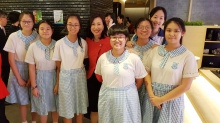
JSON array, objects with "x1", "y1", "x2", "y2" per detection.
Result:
[
  {"x1": 118, "y1": 14, "x2": 124, "y2": 21},
  {"x1": 0, "y1": 10, "x2": 7, "y2": 17},
  {"x1": 87, "y1": 14, "x2": 108, "y2": 40},
  {"x1": 149, "y1": 6, "x2": 167, "y2": 21},
  {"x1": 134, "y1": 18, "x2": 153, "y2": 30},
  {"x1": 8, "y1": 11, "x2": 20, "y2": 23},
  {"x1": 108, "y1": 24, "x2": 129, "y2": 37},
  {"x1": 105, "y1": 12, "x2": 116, "y2": 23},
  {"x1": 164, "y1": 17, "x2": 186, "y2": 44},
  {"x1": 37, "y1": 20, "x2": 53, "y2": 31},
  {"x1": 65, "y1": 13, "x2": 83, "y2": 48},
  {"x1": 19, "y1": 11, "x2": 35, "y2": 30}
]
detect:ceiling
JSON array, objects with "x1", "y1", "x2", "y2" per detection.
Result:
[{"x1": 125, "y1": 0, "x2": 147, "y2": 4}]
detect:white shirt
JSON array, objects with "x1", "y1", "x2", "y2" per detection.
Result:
[
  {"x1": 52, "y1": 36, "x2": 88, "y2": 70},
  {"x1": 25, "y1": 40, "x2": 56, "y2": 70},
  {"x1": 144, "y1": 45, "x2": 199, "y2": 85},
  {"x1": 95, "y1": 50, "x2": 147, "y2": 87},
  {"x1": 4, "y1": 31, "x2": 39, "y2": 62}
]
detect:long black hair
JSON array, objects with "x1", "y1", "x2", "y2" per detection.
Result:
[
  {"x1": 86, "y1": 14, "x2": 108, "y2": 40},
  {"x1": 65, "y1": 13, "x2": 83, "y2": 48},
  {"x1": 164, "y1": 17, "x2": 186, "y2": 44}
]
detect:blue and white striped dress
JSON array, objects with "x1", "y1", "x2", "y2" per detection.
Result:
[
  {"x1": 25, "y1": 40, "x2": 58, "y2": 115},
  {"x1": 53, "y1": 36, "x2": 88, "y2": 118},
  {"x1": 4, "y1": 30, "x2": 38, "y2": 105},
  {"x1": 95, "y1": 50, "x2": 147, "y2": 123},
  {"x1": 142, "y1": 45, "x2": 199, "y2": 123}
]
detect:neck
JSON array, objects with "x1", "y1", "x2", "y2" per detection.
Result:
[
  {"x1": 165, "y1": 43, "x2": 181, "y2": 51},
  {"x1": 41, "y1": 38, "x2": 52, "y2": 46},
  {"x1": 22, "y1": 30, "x2": 32, "y2": 36},
  {"x1": 67, "y1": 34, "x2": 77, "y2": 43},
  {"x1": 151, "y1": 28, "x2": 160, "y2": 36},
  {"x1": 93, "y1": 36, "x2": 101, "y2": 42},
  {"x1": 136, "y1": 38, "x2": 149, "y2": 46},
  {"x1": 112, "y1": 48, "x2": 125, "y2": 58}
]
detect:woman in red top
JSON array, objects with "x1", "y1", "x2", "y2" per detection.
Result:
[
  {"x1": 86, "y1": 15, "x2": 111, "y2": 123},
  {"x1": 0, "y1": 53, "x2": 10, "y2": 123}
]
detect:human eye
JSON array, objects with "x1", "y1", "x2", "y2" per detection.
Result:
[{"x1": 166, "y1": 29, "x2": 171, "y2": 32}]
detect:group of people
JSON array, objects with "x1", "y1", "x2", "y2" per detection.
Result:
[{"x1": 0, "y1": 6, "x2": 199, "y2": 123}]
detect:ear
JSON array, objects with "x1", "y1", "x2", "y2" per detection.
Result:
[{"x1": 182, "y1": 31, "x2": 185, "y2": 36}]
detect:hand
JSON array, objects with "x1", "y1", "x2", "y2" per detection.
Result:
[
  {"x1": 150, "y1": 95, "x2": 163, "y2": 106},
  {"x1": 54, "y1": 84, "x2": 59, "y2": 94},
  {"x1": 25, "y1": 79, "x2": 31, "y2": 87},
  {"x1": 18, "y1": 78, "x2": 26, "y2": 87},
  {"x1": 108, "y1": 19, "x2": 113, "y2": 27},
  {"x1": 126, "y1": 41, "x2": 134, "y2": 48},
  {"x1": 32, "y1": 88, "x2": 40, "y2": 97},
  {"x1": 151, "y1": 44, "x2": 159, "y2": 49}
]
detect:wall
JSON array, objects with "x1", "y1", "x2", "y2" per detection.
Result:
[
  {"x1": 156, "y1": 0, "x2": 220, "y2": 25},
  {"x1": 191, "y1": 0, "x2": 220, "y2": 25},
  {"x1": 125, "y1": 7, "x2": 149, "y2": 25},
  {"x1": 156, "y1": 0, "x2": 190, "y2": 21},
  {"x1": 0, "y1": 0, "x2": 113, "y2": 40}
]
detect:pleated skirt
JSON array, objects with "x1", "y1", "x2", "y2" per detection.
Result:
[
  {"x1": 31, "y1": 69, "x2": 58, "y2": 115},
  {"x1": 142, "y1": 82, "x2": 184, "y2": 123},
  {"x1": 98, "y1": 83, "x2": 141, "y2": 123},
  {"x1": 58, "y1": 67, "x2": 88, "y2": 118},
  {"x1": 6, "y1": 60, "x2": 29, "y2": 105}
]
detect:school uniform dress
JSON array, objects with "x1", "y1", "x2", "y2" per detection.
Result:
[
  {"x1": 4, "y1": 30, "x2": 38, "y2": 105},
  {"x1": 95, "y1": 50, "x2": 147, "y2": 123},
  {"x1": 142, "y1": 45, "x2": 199, "y2": 123},
  {"x1": 52, "y1": 36, "x2": 88, "y2": 118},
  {"x1": 25, "y1": 40, "x2": 57, "y2": 115},
  {"x1": 86, "y1": 36, "x2": 111, "y2": 112},
  {"x1": 127, "y1": 39, "x2": 155, "y2": 107}
]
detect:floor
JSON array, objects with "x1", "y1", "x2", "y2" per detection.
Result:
[{"x1": 5, "y1": 104, "x2": 90, "y2": 123}]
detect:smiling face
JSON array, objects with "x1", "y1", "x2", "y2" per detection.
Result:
[
  {"x1": 165, "y1": 21, "x2": 185, "y2": 45},
  {"x1": 135, "y1": 20, "x2": 152, "y2": 40},
  {"x1": 110, "y1": 34, "x2": 127, "y2": 50},
  {"x1": 20, "y1": 14, "x2": 34, "y2": 31},
  {"x1": 91, "y1": 17, "x2": 104, "y2": 38},
  {"x1": 150, "y1": 10, "x2": 165, "y2": 30},
  {"x1": 66, "y1": 16, "x2": 80, "y2": 35},
  {"x1": 38, "y1": 22, "x2": 53, "y2": 40}
]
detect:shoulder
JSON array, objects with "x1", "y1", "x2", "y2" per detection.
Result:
[
  {"x1": 158, "y1": 28, "x2": 164, "y2": 36},
  {"x1": 55, "y1": 38, "x2": 65, "y2": 45}
]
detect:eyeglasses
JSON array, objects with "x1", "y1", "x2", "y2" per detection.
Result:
[
  {"x1": 21, "y1": 21, "x2": 33, "y2": 24},
  {"x1": 67, "y1": 24, "x2": 80, "y2": 28},
  {"x1": 138, "y1": 26, "x2": 151, "y2": 30},
  {"x1": 110, "y1": 36, "x2": 126, "y2": 41}
]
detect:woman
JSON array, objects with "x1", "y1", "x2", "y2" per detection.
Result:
[
  {"x1": 128, "y1": 6, "x2": 167, "y2": 46},
  {"x1": 53, "y1": 13, "x2": 88, "y2": 123},
  {"x1": 142, "y1": 17, "x2": 199, "y2": 123},
  {"x1": 95, "y1": 24, "x2": 148, "y2": 123},
  {"x1": 4, "y1": 11, "x2": 39, "y2": 123},
  {"x1": 126, "y1": 18, "x2": 154, "y2": 107},
  {"x1": 25, "y1": 20, "x2": 58, "y2": 123},
  {"x1": 86, "y1": 15, "x2": 111, "y2": 123}
]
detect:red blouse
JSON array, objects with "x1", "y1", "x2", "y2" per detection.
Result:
[
  {"x1": 0, "y1": 54, "x2": 9, "y2": 99},
  {"x1": 86, "y1": 36, "x2": 112, "y2": 79}
]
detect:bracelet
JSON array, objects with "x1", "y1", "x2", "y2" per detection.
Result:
[{"x1": 32, "y1": 85, "x2": 37, "y2": 90}]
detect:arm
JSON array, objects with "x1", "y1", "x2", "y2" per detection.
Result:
[
  {"x1": 144, "y1": 71, "x2": 154, "y2": 97},
  {"x1": 8, "y1": 52, "x2": 26, "y2": 87},
  {"x1": 54, "y1": 61, "x2": 61, "y2": 94},
  {"x1": 29, "y1": 64, "x2": 39, "y2": 97},
  {"x1": 150, "y1": 77, "x2": 193, "y2": 106},
  {"x1": 95, "y1": 74, "x2": 103, "y2": 82},
  {"x1": 136, "y1": 78, "x2": 143, "y2": 89}
]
